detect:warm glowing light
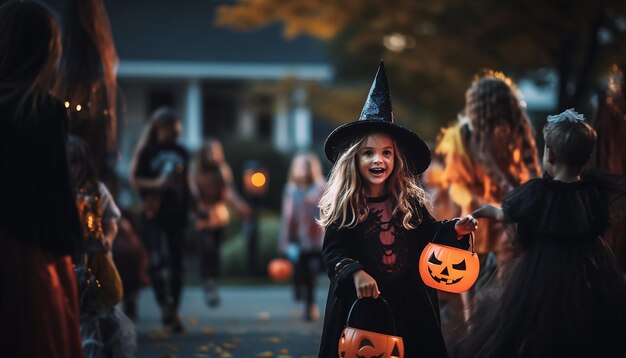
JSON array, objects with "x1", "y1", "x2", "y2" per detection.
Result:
[
  {"x1": 64, "y1": 101, "x2": 70, "y2": 108},
  {"x1": 383, "y1": 33, "x2": 414, "y2": 52},
  {"x1": 87, "y1": 214, "x2": 94, "y2": 230},
  {"x1": 76, "y1": 104, "x2": 82, "y2": 111},
  {"x1": 513, "y1": 148, "x2": 521, "y2": 163},
  {"x1": 251, "y1": 172, "x2": 266, "y2": 187}
]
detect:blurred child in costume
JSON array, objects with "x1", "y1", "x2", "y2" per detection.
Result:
[
  {"x1": 67, "y1": 136, "x2": 137, "y2": 358},
  {"x1": 435, "y1": 71, "x2": 540, "y2": 260},
  {"x1": 0, "y1": 2, "x2": 83, "y2": 356},
  {"x1": 432, "y1": 72, "x2": 541, "y2": 338},
  {"x1": 190, "y1": 138, "x2": 251, "y2": 307},
  {"x1": 278, "y1": 151, "x2": 326, "y2": 321},
  {"x1": 318, "y1": 61, "x2": 478, "y2": 357},
  {"x1": 591, "y1": 64, "x2": 626, "y2": 273},
  {"x1": 455, "y1": 109, "x2": 626, "y2": 357}
]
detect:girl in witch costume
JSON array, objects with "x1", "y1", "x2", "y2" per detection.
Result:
[
  {"x1": 318, "y1": 61, "x2": 479, "y2": 358},
  {"x1": 454, "y1": 109, "x2": 626, "y2": 357}
]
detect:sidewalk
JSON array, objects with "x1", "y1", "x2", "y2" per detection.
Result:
[{"x1": 134, "y1": 282, "x2": 328, "y2": 357}]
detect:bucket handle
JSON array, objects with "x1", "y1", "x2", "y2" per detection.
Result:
[
  {"x1": 346, "y1": 296, "x2": 397, "y2": 336},
  {"x1": 431, "y1": 222, "x2": 476, "y2": 255}
]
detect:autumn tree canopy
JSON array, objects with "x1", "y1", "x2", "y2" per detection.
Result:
[{"x1": 217, "y1": 0, "x2": 626, "y2": 138}]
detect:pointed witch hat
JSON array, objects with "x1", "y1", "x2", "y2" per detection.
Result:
[{"x1": 324, "y1": 60, "x2": 431, "y2": 174}]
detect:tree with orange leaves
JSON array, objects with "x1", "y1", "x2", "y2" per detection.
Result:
[{"x1": 217, "y1": 0, "x2": 626, "y2": 132}]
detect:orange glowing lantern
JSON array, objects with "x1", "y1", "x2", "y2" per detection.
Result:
[
  {"x1": 338, "y1": 297, "x2": 404, "y2": 358},
  {"x1": 243, "y1": 160, "x2": 268, "y2": 197},
  {"x1": 419, "y1": 232, "x2": 479, "y2": 293},
  {"x1": 267, "y1": 258, "x2": 293, "y2": 282}
]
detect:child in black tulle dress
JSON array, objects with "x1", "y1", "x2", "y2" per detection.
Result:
[{"x1": 454, "y1": 109, "x2": 626, "y2": 357}]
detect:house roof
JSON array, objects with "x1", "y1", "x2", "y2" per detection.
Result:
[{"x1": 42, "y1": 0, "x2": 332, "y2": 80}]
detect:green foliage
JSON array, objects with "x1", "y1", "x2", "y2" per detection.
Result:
[
  {"x1": 217, "y1": 0, "x2": 626, "y2": 133},
  {"x1": 220, "y1": 211, "x2": 281, "y2": 277}
]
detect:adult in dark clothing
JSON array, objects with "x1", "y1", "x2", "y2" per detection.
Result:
[
  {"x1": 0, "y1": 1, "x2": 83, "y2": 356},
  {"x1": 129, "y1": 106, "x2": 191, "y2": 333}
]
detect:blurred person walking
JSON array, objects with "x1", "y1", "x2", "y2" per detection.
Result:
[
  {"x1": 129, "y1": 107, "x2": 191, "y2": 333},
  {"x1": 278, "y1": 151, "x2": 326, "y2": 321},
  {"x1": 190, "y1": 138, "x2": 251, "y2": 307},
  {"x1": 0, "y1": 1, "x2": 83, "y2": 356}
]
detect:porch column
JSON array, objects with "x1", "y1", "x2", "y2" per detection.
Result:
[
  {"x1": 273, "y1": 93, "x2": 290, "y2": 152},
  {"x1": 183, "y1": 79, "x2": 203, "y2": 151},
  {"x1": 292, "y1": 87, "x2": 311, "y2": 149}
]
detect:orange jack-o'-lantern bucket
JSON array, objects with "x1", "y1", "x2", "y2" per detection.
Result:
[
  {"x1": 338, "y1": 297, "x2": 404, "y2": 358},
  {"x1": 267, "y1": 258, "x2": 293, "y2": 282},
  {"x1": 419, "y1": 231, "x2": 479, "y2": 293}
]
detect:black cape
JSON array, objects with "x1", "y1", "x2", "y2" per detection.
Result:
[{"x1": 453, "y1": 172, "x2": 626, "y2": 357}]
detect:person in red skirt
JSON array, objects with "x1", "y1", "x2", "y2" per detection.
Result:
[{"x1": 0, "y1": 1, "x2": 83, "y2": 357}]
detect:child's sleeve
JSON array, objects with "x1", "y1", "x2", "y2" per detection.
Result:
[
  {"x1": 501, "y1": 179, "x2": 542, "y2": 223},
  {"x1": 321, "y1": 225, "x2": 363, "y2": 297},
  {"x1": 99, "y1": 182, "x2": 121, "y2": 223}
]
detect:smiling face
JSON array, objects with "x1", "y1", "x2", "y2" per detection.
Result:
[{"x1": 358, "y1": 133, "x2": 395, "y2": 197}]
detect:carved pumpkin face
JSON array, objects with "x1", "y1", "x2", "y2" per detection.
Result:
[
  {"x1": 267, "y1": 258, "x2": 293, "y2": 282},
  {"x1": 338, "y1": 327, "x2": 404, "y2": 358},
  {"x1": 419, "y1": 243, "x2": 479, "y2": 293}
]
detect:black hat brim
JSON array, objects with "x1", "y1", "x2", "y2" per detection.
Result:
[{"x1": 324, "y1": 120, "x2": 431, "y2": 175}]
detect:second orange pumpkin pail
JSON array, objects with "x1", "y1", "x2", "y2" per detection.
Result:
[
  {"x1": 338, "y1": 297, "x2": 404, "y2": 358},
  {"x1": 419, "y1": 232, "x2": 479, "y2": 293}
]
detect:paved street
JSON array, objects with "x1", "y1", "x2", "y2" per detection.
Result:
[{"x1": 134, "y1": 283, "x2": 328, "y2": 358}]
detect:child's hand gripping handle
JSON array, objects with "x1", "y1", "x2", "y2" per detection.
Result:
[
  {"x1": 353, "y1": 269, "x2": 380, "y2": 299},
  {"x1": 454, "y1": 215, "x2": 479, "y2": 237}
]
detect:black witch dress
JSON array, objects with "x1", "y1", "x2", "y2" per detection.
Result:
[
  {"x1": 453, "y1": 173, "x2": 626, "y2": 358},
  {"x1": 319, "y1": 195, "x2": 469, "y2": 358}
]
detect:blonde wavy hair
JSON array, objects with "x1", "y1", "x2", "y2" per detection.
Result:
[{"x1": 318, "y1": 132, "x2": 429, "y2": 230}]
